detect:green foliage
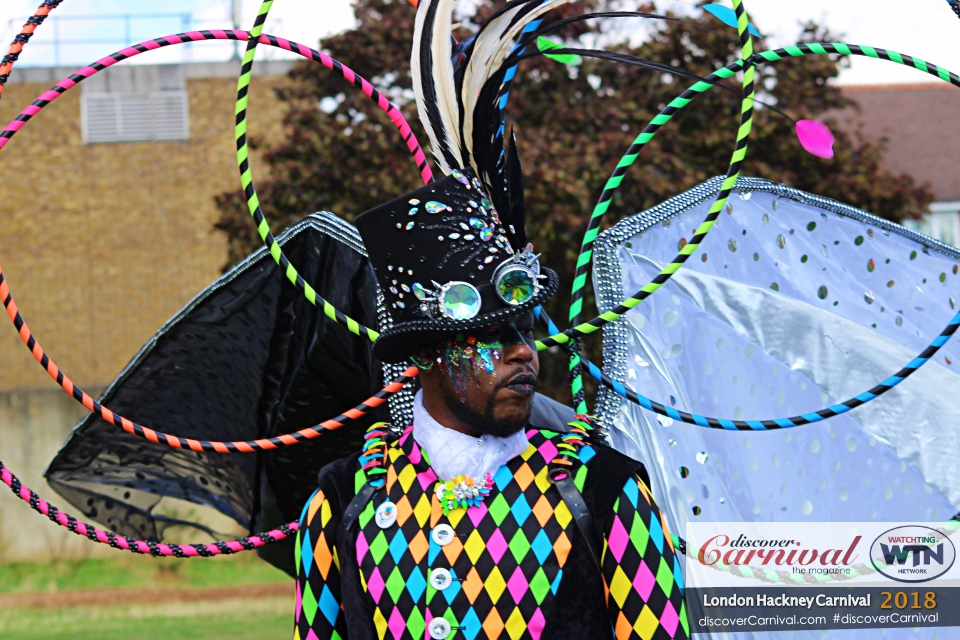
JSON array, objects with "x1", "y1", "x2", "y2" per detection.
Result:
[{"x1": 214, "y1": 0, "x2": 934, "y2": 404}]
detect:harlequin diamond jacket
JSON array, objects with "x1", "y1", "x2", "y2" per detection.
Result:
[{"x1": 294, "y1": 424, "x2": 688, "y2": 640}]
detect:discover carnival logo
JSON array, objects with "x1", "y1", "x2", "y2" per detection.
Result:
[
  {"x1": 869, "y1": 525, "x2": 955, "y2": 583},
  {"x1": 697, "y1": 533, "x2": 861, "y2": 576}
]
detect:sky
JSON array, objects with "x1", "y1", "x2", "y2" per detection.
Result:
[
  {"x1": 0, "y1": 0, "x2": 357, "y2": 67},
  {"x1": 0, "y1": 0, "x2": 957, "y2": 85},
  {"x1": 672, "y1": 0, "x2": 960, "y2": 85}
]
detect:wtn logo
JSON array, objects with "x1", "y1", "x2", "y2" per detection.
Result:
[
  {"x1": 879, "y1": 543, "x2": 944, "y2": 567},
  {"x1": 870, "y1": 526, "x2": 956, "y2": 583}
]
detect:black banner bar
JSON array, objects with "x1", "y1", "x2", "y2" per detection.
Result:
[{"x1": 688, "y1": 587, "x2": 959, "y2": 632}]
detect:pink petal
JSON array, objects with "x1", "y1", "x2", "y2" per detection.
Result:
[{"x1": 796, "y1": 119, "x2": 835, "y2": 159}]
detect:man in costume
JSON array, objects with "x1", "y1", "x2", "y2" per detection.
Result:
[{"x1": 293, "y1": 166, "x2": 688, "y2": 640}]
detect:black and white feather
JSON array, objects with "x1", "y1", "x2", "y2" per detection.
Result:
[
  {"x1": 411, "y1": 0, "x2": 577, "y2": 251},
  {"x1": 412, "y1": 0, "x2": 575, "y2": 176},
  {"x1": 458, "y1": 0, "x2": 573, "y2": 168},
  {"x1": 412, "y1": 0, "x2": 463, "y2": 175}
]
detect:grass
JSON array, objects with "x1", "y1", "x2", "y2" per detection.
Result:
[
  {"x1": 0, "y1": 552, "x2": 288, "y2": 594},
  {"x1": 0, "y1": 598, "x2": 291, "y2": 640},
  {"x1": 0, "y1": 554, "x2": 293, "y2": 640}
]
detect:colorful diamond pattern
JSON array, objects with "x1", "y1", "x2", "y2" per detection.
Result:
[
  {"x1": 295, "y1": 431, "x2": 688, "y2": 640},
  {"x1": 604, "y1": 477, "x2": 688, "y2": 639},
  {"x1": 302, "y1": 582, "x2": 318, "y2": 627},
  {"x1": 354, "y1": 429, "x2": 581, "y2": 640},
  {"x1": 295, "y1": 488, "x2": 347, "y2": 639}
]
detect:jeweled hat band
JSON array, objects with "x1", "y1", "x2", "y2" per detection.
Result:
[
  {"x1": 412, "y1": 245, "x2": 545, "y2": 321},
  {"x1": 355, "y1": 167, "x2": 521, "y2": 324}
]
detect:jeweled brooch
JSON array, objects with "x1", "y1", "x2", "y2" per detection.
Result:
[{"x1": 436, "y1": 473, "x2": 494, "y2": 514}]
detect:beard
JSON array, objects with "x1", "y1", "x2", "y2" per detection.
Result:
[{"x1": 439, "y1": 369, "x2": 536, "y2": 438}]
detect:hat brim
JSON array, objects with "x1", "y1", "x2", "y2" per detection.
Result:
[{"x1": 373, "y1": 267, "x2": 559, "y2": 363}]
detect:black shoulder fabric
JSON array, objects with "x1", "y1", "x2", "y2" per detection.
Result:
[
  {"x1": 541, "y1": 442, "x2": 648, "y2": 639},
  {"x1": 43, "y1": 215, "x2": 386, "y2": 557},
  {"x1": 527, "y1": 392, "x2": 577, "y2": 432},
  {"x1": 262, "y1": 450, "x2": 364, "y2": 579},
  {"x1": 581, "y1": 443, "x2": 651, "y2": 530},
  {"x1": 541, "y1": 521, "x2": 612, "y2": 638}
]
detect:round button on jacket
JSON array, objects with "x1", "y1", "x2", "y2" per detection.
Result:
[
  {"x1": 429, "y1": 568, "x2": 452, "y2": 591},
  {"x1": 428, "y1": 617, "x2": 452, "y2": 639},
  {"x1": 374, "y1": 501, "x2": 397, "y2": 529},
  {"x1": 431, "y1": 524, "x2": 455, "y2": 546}
]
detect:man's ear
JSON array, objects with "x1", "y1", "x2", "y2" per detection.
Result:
[{"x1": 410, "y1": 346, "x2": 438, "y2": 373}]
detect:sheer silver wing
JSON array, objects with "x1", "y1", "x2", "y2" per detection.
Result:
[{"x1": 595, "y1": 177, "x2": 960, "y2": 538}]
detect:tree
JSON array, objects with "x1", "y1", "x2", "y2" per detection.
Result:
[{"x1": 215, "y1": 0, "x2": 934, "y2": 404}]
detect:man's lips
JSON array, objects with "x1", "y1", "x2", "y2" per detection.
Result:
[{"x1": 503, "y1": 373, "x2": 538, "y2": 397}]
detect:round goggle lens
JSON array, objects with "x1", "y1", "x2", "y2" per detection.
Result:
[
  {"x1": 441, "y1": 282, "x2": 481, "y2": 320},
  {"x1": 497, "y1": 268, "x2": 535, "y2": 306}
]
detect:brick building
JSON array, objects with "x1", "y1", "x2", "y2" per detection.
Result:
[
  {"x1": 0, "y1": 60, "x2": 291, "y2": 560},
  {"x1": 833, "y1": 83, "x2": 960, "y2": 244}
]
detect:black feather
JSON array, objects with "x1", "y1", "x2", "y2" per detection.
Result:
[
  {"x1": 451, "y1": 34, "x2": 476, "y2": 70},
  {"x1": 453, "y1": 0, "x2": 544, "y2": 173},
  {"x1": 511, "y1": 11, "x2": 737, "y2": 52},
  {"x1": 470, "y1": 62, "x2": 510, "y2": 208},
  {"x1": 505, "y1": 129, "x2": 527, "y2": 250},
  {"x1": 503, "y1": 45, "x2": 794, "y2": 121}
]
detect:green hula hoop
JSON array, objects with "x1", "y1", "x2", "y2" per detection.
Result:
[
  {"x1": 565, "y1": 0, "x2": 756, "y2": 412},
  {"x1": 544, "y1": 41, "x2": 960, "y2": 353},
  {"x1": 233, "y1": 0, "x2": 381, "y2": 342}
]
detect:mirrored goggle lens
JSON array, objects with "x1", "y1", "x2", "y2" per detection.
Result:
[
  {"x1": 496, "y1": 268, "x2": 535, "y2": 306},
  {"x1": 441, "y1": 282, "x2": 481, "y2": 320}
]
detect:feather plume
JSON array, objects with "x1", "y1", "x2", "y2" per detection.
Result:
[
  {"x1": 459, "y1": 0, "x2": 575, "y2": 181},
  {"x1": 460, "y1": 1, "x2": 575, "y2": 197},
  {"x1": 411, "y1": 0, "x2": 578, "y2": 241},
  {"x1": 456, "y1": 2, "x2": 529, "y2": 174},
  {"x1": 412, "y1": 0, "x2": 463, "y2": 175},
  {"x1": 504, "y1": 129, "x2": 527, "y2": 250}
]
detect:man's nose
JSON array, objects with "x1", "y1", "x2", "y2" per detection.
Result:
[{"x1": 502, "y1": 340, "x2": 534, "y2": 364}]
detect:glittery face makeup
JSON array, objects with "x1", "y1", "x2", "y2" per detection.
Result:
[
  {"x1": 421, "y1": 314, "x2": 538, "y2": 437},
  {"x1": 440, "y1": 335, "x2": 502, "y2": 379},
  {"x1": 434, "y1": 316, "x2": 536, "y2": 394}
]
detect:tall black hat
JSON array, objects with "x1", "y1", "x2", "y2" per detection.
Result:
[
  {"x1": 355, "y1": 0, "x2": 568, "y2": 363},
  {"x1": 355, "y1": 166, "x2": 557, "y2": 363}
]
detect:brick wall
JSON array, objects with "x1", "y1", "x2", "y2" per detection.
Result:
[
  {"x1": 0, "y1": 64, "x2": 291, "y2": 560},
  {"x1": 0, "y1": 69, "x2": 289, "y2": 393},
  {"x1": 836, "y1": 83, "x2": 960, "y2": 203}
]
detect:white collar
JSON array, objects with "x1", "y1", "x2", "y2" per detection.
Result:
[{"x1": 411, "y1": 389, "x2": 530, "y2": 481}]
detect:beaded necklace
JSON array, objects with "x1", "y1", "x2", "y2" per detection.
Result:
[{"x1": 360, "y1": 414, "x2": 597, "y2": 517}]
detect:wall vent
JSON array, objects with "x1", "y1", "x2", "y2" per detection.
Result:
[{"x1": 81, "y1": 91, "x2": 189, "y2": 144}]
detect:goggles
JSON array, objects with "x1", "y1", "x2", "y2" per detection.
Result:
[{"x1": 413, "y1": 246, "x2": 544, "y2": 321}]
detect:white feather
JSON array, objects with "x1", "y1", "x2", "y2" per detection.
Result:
[
  {"x1": 412, "y1": 0, "x2": 462, "y2": 175},
  {"x1": 458, "y1": 4, "x2": 526, "y2": 175},
  {"x1": 460, "y1": 0, "x2": 577, "y2": 174}
]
